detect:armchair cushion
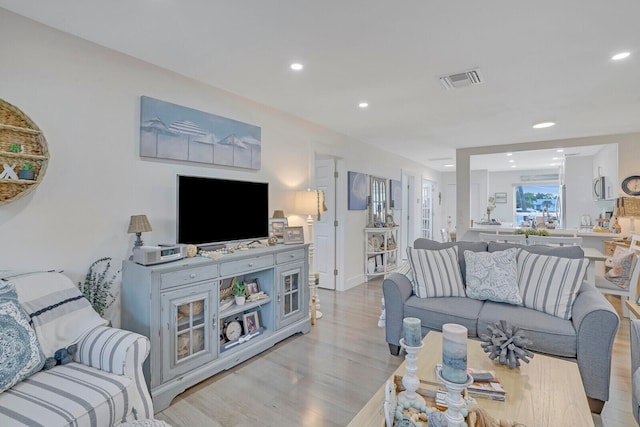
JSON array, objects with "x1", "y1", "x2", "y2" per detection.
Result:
[
  {"x1": 1, "y1": 270, "x2": 108, "y2": 358},
  {"x1": 0, "y1": 298, "x2": 45, "y2": 393}
]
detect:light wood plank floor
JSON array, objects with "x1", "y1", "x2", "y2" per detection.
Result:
[{"x1": 156, "y1": 278, "x2": 636, "y2": 426}]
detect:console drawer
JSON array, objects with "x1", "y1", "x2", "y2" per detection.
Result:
[
  {"x1": 276, "y1": 248, "x2": 306, "y2": 264},
  {"x1": 221, "y1": 255, "x2": 274, "y2": 276},
  {"x1": 160, "y1": 265, "x2": 218, "y2": 290}
]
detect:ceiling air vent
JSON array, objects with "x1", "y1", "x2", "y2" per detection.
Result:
[{"x1": 439, "y1": 69, "x2": 483, "y2": 90}]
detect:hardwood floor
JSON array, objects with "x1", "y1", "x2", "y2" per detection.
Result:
[{"x1": 156, "y1": 279, "x2": 636, "y2": 427}]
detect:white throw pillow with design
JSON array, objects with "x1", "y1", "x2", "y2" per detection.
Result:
[
  {"x1": 464, "y1": 248, "x2": 522, "y2": 305},
  {"x1": 517, "y1": 250, "x2": 588, "y2": 320},
  {"x1": 407, "y1": 246, "x2": 465, "y2": 298}
]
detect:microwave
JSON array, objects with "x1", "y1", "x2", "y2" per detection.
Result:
[{"x1": 593, "y1": 176, "x2": 612, "y2": 201}]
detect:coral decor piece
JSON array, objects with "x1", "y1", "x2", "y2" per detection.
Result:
[{"x1": 480, "y1": 320, "x2": 534, "y2": 369}]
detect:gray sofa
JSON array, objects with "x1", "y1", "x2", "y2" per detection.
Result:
[
  {"x1": 631, "y1": 318, "x2": 640, "y2": 424},
  {"x1": 383, "y1": 238, "x2": 620, "y2": 412}
]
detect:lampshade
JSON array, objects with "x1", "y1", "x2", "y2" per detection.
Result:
[
  {"x1": 128, "y1": 215, "x2": 152, "y2": 234},
  {"x1": 294, "y1": 190, "x2": 318, "y2": 216},
  {"x1": 272, "y1": 210, "x2": 286, "y2": 219}
]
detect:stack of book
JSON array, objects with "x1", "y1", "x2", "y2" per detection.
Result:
[
  {"x1": 435, "y1": 366, "x2": 506, "y2": 406},
  {"x1": 466, "y1": 367, "x2": 506, "y2": 401}
]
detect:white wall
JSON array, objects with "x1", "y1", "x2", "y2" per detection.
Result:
[{"x1": 0, "y1": 10, "x2": 440, "y2": 304}]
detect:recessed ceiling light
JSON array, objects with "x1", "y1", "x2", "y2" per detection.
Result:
[
  {"x1": 552, "y1": 157, "x2": 560, "y2": 160},
  {"x1": 556, "y1": 149, "x2": 564, "y2": 153},
  {"x1": 511, "y1": 165, "x2": 517, "y2": 168},
  {"x1": 612, "y1": 52, "x2": 630, "y2": 61},
  {"x1": 532, "y1": 121, "x2": 555, "y2": 129},
  {"x1": 508, "y1": 159, "x2": 514, "y2": 163},
  {"x1": 506, "y1": 153, "x2": 513, "y2": 156},
  {"x1": 444, "y1": 164, "x2": 454, "y2": 168},
  {"x1": 290, "y1": 63, "x2": 303, "y2": 71},
  {"x1": 358, "y1": 102, "x2": 369, "y2": 108}
]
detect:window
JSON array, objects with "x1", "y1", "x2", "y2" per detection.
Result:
[
  {"x1": 421, "y1": 180, "x2": 433, "y2": 239},
  {"x1": 514, "y1": 185, "x2": 559, "y2": 224}
]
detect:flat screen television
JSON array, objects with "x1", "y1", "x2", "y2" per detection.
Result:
[{"x1": 177, "y1": 175, "x2": 269, "y2": 247}]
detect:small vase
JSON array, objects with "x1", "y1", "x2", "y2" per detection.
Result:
[
  {"x1": 18, "y1": 169, "x2": 35, "y2": 180},
  {"x1": 235, "y1": 296, "x2": 246, "y2": 305}
]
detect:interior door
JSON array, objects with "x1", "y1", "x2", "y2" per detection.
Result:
[{"x1": 314, "y1": 158, "x2": 335, "y2": 290}]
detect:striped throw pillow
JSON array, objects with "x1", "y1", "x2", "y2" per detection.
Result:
[
  {"x1": 517, "y1": 249, "x2": 588, "y2": 320},
  {"x1": 407, "y1": 246, "x2": 465, "y2": 298}
]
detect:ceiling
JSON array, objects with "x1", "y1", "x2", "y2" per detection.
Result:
[{"x1": 2, "y1": 1, "x2": 639, "y2": 171}]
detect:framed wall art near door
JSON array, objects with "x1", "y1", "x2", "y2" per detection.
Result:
[{"x1": 494, "y1": 192, "x2": 507, "y2": 204}]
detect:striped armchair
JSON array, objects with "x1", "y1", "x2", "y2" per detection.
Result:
[
  {"x1": 0, "y1": 325, "x2": 153, "y2": 426},
  {"x1": 0, "y1": 270, "x2": 154, "y2": 427}
]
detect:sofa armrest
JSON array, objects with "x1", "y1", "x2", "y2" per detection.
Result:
[
  {"x1": 382, "y1": 273, "x2": 414, "y2": 350},
  {"x1": 571, "y1": 283, "x2": 620, "y2": 402},
  {"x1": 75, "y1": 325, "x2": 150, "y2": 377}
]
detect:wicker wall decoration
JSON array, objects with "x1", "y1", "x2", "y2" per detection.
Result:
[{"x1": 0, "y1": 99, "x2": 49, "y2": 204}]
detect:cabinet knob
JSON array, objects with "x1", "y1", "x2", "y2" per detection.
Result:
[
  {"x1": 290, "y1": 254, "x2": 294, "y2": 258},
  {"x1": 248, "y1": 262, "x2": 254, "y2": 267},
  {"x1": 190, "y1": 273, "x2": 196, "y2": 279}
]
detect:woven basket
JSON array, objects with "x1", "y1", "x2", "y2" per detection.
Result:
[
  {"x1": 617, "y1": 197, "x2": 640, "y2": 218},
  {"x1": 0, "y1": 98, "x2": 49, "y2": 205}
]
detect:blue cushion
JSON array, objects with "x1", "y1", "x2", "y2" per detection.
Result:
[{"x1": 0, "y1": 283, "x2": 45, "y2": 393}]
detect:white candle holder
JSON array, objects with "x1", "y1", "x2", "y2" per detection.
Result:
[
  {"x1": 434, "y1": 364, "x2": 473, "y2": 427},
  {"x1": 398, "y1": 338, "x2": 426, "y2": 406}
]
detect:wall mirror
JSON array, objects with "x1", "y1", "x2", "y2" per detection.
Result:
[{"x1": 369, "y1": 176, "x2": 387, "y2": 227}]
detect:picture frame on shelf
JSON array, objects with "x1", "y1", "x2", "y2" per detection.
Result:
[
  {"x1": 244, "y1": 278, "x2": 261, "y2": 296},
  {"x1": 284, "y1": 226, "x2": 304, "y2": 244},
  {"x1": 242, "y1": 310, "x2": 260, "y2": 334},
  {"x1": 269, "y1": 218, "x2": 288, "y2": 243}
]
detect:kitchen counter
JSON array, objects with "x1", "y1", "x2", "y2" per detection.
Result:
[{"x1": 462, "y1": 226, "x2": 627, "y2": 250}]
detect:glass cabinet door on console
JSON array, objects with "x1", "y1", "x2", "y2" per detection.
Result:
[
  {"x1": 161, "y1": 282, "x2": 218, "y2": 382},
  {"x1": 275, "y1": 262, "x2": 304, "y2": 329}
]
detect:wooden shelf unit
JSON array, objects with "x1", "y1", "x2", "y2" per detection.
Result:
[{"x1": 0, "y1": 100, "x2": 49, "y2": 204}]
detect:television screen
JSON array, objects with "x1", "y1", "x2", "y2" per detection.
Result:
[{"x1": 177, "y1": 175, "x2": 269, "y2": 246}]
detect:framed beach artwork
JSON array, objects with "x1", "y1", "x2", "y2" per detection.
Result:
[
  {"x1": 139, "y1": 96, "x2": 262, "y2": 170},
  {"x1": 348, "y1": 171, "x2": 368, "y2": 210}
]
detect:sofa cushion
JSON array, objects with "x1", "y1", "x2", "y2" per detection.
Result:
[
  {"x1": 488, "y1": 242, "x2": 584, "y2": 259},
  {"x1": 413, "y1": 239, "x2": 488, "y2": 285},
  {"x1": 407, "y1": 246, "x2": 465, "y2": 298},
  {"x1": 604, "y1": 246, "x2": 637, "y2": 289},
  {"x1": 404, "y1": 296, "x2": 484, "y2": 337},
  {"x1": 478, "y1": 301, "x2": 577, "y2": 358},
  {"x1": 0, "y1": 362, "x2": 132, "y2": 426},
  {"x1": 517, "y1": 250, "x2": 588, "y2": 320},
  {"x1": 0, "y1": 297, "x2": 45, "y2": 393},
  {"x1": 395, "y1": 261, "x2": 416, "y2": 293},
  {"x1": 464, "y1": 248, "x2": 522, "y2": 306},
  {"x1": 1, "y1": 271, "x2": 108, "y2": 358}
]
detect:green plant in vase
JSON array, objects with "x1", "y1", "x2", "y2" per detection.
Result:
[
  {"x1": 231, "y1": 278, "x2": 247, "y2": 305},
  {"x1": 78, "y1": 257, "x2": 120, "y2": 317},
  {"x1": 18, "y1": 161, "x2": 35, "y2": 180},
  {"x1": 8, "y1": 143, "x2": 22, "y2": 153}
]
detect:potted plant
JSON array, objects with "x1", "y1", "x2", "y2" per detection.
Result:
[
  {"x1": 231, "y1": 278, "x2": 247, "y2": 305},
  {"x1": 8, "y1": 143, "x2": 22, "y2": 153},
  {"x1": 18, "y1": 161, "x2": 34, "y2": 180},
  {"x1": 78, "y1": 257, "x2": 120, "y2": 318}
]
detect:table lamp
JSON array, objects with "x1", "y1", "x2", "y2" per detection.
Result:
[{"x1": 128, "y1": 214, "x2": 152, "y2": 252}]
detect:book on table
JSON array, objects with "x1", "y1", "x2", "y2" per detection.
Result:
[{"x1": 435, "y1": 365, "x2": 506, "y2": 405}]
